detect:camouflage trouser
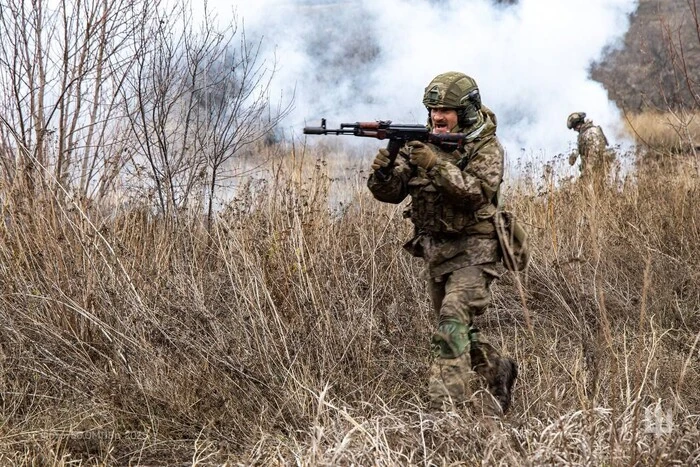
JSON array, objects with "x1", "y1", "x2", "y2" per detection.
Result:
[
  {"x1": 581, "y1": 153, "x2": 616, "y2": 194},
  {"x1": 426, "y1": 263, "x2": 508, "y2": 411}
]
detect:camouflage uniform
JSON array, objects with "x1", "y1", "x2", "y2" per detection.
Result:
[
  {"x1": 367, "y1": 72, "x2": 517, "y2": 413},
  {"x1": 567, "y1": 113, "x2": 613, "y2": 188}
]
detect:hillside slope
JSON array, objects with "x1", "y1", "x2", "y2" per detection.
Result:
[{"x1": 593, "y1": 0, "x2": 700, "y2": 111}]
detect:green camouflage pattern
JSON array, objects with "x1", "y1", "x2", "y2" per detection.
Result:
[
  {"x1": 422, "y1": 71, "x2": 478, "y2": 109},
  {"x1": 567, "y1": 111, "x2": 586, "y2": 129},
  {"x1": 426, "y1": 265, "x2": 512, "y2": 413},
  {"x1": 427, "y1": 263, "x2": 510, "y2": 411},
  {"x1": 431, "y1": 319, "x2": 470, "y2": 359},
  {"x1": 428, "y1": 353, "x2": 475, "y2": 409},
  {"x1": 427, "y1": 265, "x2": 502, "y2": 323},
  {"x1": 368, "y1": 108, "x2": 503, "y2": 278}
]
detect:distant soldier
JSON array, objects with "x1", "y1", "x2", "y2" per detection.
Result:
[{"x1": 567, "y1": 112, "x2": 613, "y2": 187}]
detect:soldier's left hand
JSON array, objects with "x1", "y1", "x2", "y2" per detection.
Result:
[{"x1": 407, "y1": 141, "x2": 437, "y2": 170}]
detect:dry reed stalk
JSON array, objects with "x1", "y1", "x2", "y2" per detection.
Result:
[{"x1": 0, "y1": 146, "x2": 698, "y2": 465}]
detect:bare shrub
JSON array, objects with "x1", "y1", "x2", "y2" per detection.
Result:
[
  {"x1": 0, "y1": 0, "x2": 289, "y2": 224},
  {"x1": 593, "y1": 0, "x2": 700, "y2": 112}
]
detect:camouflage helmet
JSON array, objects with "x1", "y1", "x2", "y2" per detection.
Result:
[
  {"x1": 423, "y1": 72, "x2": 482, "y2": 128},
  {"x1": 567, "y1": 112, "x2": 586, "y2": 130}
]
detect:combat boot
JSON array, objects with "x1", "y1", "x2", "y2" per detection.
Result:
[
  {"x1": 470, "y1": 339, "x2": 518, "y2": 414},
  {"x1": 489, "y1": 357, "x2": 518, "y2": 414}
]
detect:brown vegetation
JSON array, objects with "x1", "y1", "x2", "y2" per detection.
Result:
[
  {"x1": 0, "y1": 144, "x2": 698, "y2": 464},
  {"x1": 623, "y1": 110, "x2": 700, "y2": 154}
]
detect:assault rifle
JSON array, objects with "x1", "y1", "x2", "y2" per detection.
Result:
[{"x1": 303, "y1": 119, "x2": 468, "y2": 175}]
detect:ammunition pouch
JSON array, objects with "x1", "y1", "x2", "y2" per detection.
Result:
[{"x1": 406, "y1": 178, "x2": 479, "y2": 234}]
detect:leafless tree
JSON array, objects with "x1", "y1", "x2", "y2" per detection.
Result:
[
  {"x1": 0, "y1": 0, "x2": 153, "y2": 203},
  {"x1": 0, "y1": 0, "x2": 291, "y2": 221},
  {"x1": 659, "y1": 0, "x2": 700, "y2": 109},
  {"x1": 194, "y1": 30, "x2": 293, "y2": 229},
  {"x1": 654, "y1": 0, "x2": 700, "y2": 167},
  {"x1": 121, "y1": 4, "x2": 292, "y2": 223}
]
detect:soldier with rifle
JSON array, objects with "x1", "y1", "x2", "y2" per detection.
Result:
[{"x1": 304, "y1": 72, "x2": 524, "y2": 414}]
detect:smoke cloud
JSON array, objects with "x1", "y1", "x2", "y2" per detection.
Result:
[{"x1": 208, "y1": 0, "x2": 639, "y2": 161}]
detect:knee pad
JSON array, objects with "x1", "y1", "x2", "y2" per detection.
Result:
[{"x1": 431, "y1": 319, "x2": 470, "y2": 359}]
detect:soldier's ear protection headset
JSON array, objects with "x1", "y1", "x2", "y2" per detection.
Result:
[{"x1": 458, "y1": 89, "x2": 482, "y2": 128}]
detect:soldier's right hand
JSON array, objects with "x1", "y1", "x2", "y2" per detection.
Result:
[
  {"x1": 568, "y1": 153, "x2": 578, "y2": 166},
  {"x1": 371, "y1": 148, "x2": 391, "y2": 171}
]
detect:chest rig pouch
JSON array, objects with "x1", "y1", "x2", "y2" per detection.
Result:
[{"x1": 405, "y1": 175, "x2": 474, "y2": 234}]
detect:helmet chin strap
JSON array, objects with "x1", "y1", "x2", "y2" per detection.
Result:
[{"x1": 462, "y1": 121, "x2": 487, "y2": 141}]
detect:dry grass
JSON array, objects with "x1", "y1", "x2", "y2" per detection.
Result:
[
  {"x1": 0, "y1": 145, "x2": 699, "y2": 465},
  {"x1": 624, "y1": 110, "x2": 700, "y2": 155}
]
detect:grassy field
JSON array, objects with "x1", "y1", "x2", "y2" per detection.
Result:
[
  {"x1": 0, "y1": 139, "x2": 698, "y2": 465},
  {"x1": 623, "y1": 111, "x2": 700, "y2": 155}
]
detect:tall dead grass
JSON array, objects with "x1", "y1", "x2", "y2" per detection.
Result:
[
  {"x1": 0, "y1": 146, "x2": 698, "y2": 465},
  {"x1": 624, "y1": 110, "x2": 700, "y2": 157}
]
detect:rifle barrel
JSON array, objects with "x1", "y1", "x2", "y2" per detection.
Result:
[
  {"x1": 303, "y1": 127, "x2": 355, "y2": 135},
  {"x1": 303, "y1": 120, "x2": 467, "y2": 148}
]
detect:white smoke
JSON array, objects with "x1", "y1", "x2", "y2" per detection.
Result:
[{"x1": 207, "y1": 0, "x2": 638, "y2": 162}]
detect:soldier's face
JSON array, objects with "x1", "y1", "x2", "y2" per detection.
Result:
[{"x1": 430, "y1": 108, "x2": 459, "y2": 134}]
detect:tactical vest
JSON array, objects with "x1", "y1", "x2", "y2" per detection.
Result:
[
  {"x1": 406, "y1": 171, "x2": 497, "y2": 236},
  {"x1": 406, "y1": 175, "x2": 476, "y2": 234},
  {"x1": 578, "y1": 123, "x2": 609, "y2": 149},
  {"x1": 406, "y1": 108, "x2": 501, "y2": 236}
]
